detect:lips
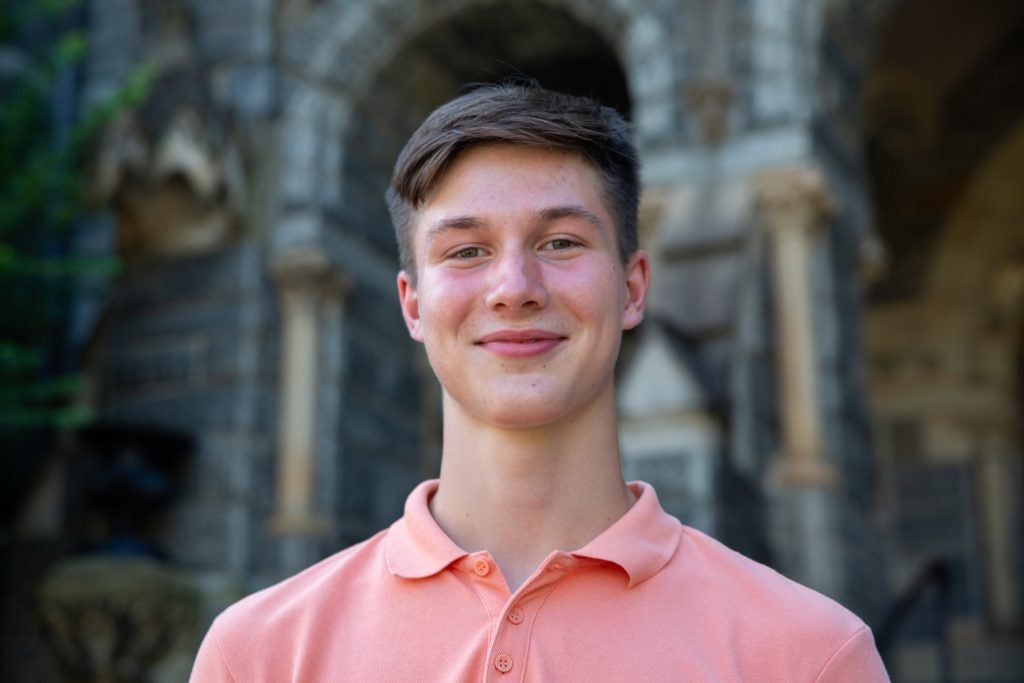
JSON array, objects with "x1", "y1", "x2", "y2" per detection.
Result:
[{"x1": 475, "y1": 329, "x2": 566, "y2": 358}]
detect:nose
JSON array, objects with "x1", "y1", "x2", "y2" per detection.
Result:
[{"x1": 484, "y1": 248, "x2": 548, "y2": 311}]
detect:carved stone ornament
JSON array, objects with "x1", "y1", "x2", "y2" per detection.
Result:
[
  {"x1": 686, "y1": 80, "x2": 734, "y2": 147},
  {"x1": 92, "y1": 106, "x2": 246, "y2": 260},
  {"x1": 38, "y1": 556, "x2": 199, "y2": 683}
]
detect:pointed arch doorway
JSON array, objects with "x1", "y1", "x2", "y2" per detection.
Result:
[{"x1": 859, "y1": 0, "x2": 1024, "y2": 677}]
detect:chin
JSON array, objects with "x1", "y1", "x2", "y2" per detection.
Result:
[
  {"x1": 473, "y1": 388, "x2": 590, "y2": 431},
  {"x1": 483, "y1": 408, "x2": 568, "y2": 431},
  {"x1": 440, "y1": 387, "x2": 561, "y2": 430}
]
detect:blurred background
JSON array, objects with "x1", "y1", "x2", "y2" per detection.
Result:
[{"x1": 1, "y1": 0, "x2": 1022, "y2": 681}]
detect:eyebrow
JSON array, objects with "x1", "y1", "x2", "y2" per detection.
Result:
[
  {"x1": 537, "y1": 205, "x2": 609, "y2": 232},
  {"x1": 424, "y1": 205, "x2": 609, "y2": 246},
  {"x1": 424, "y1": 215, "x2": 487, "y2": 246}
]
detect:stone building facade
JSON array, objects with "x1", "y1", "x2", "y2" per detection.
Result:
[{"x1": 4, "y1": 0, "x2": 1023, "y2": 681}]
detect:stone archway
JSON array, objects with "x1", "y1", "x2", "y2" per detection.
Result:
[
  {"x1": 857, "y1": 1, "x2": 1024, "y2": 677},
  {"x1": 337, "y1": 0, "x2": 632, "y2": 265},
  {"x1": 866, "y1": 120, "x2": 1024, "y2": 682},
  {"x1": 270, "y1": 0, "x2": 677, "y2": 232}
]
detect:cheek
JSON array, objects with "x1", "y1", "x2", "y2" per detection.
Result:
[
  {"x1": 418, "y1": 274, "x2": 478, "y2": 330},
  {"x1": 560, "y1": 263, "x2": 625, "y2": 318}
]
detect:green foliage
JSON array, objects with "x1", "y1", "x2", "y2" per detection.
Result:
[{"x1": 0, "y1": 0, "x2": 151, "y2": 436}]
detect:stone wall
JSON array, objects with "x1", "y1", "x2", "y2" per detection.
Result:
[{"x1": 93, "y1": 245, "x2": 278, "y2": 582}]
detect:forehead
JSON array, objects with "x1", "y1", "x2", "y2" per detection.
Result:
[{"x1": 414, "y1": 144, "x2": 611, "y2": 230}]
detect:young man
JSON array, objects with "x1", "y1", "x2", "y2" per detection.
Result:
[{"x1": 190, "y1": 85, "x2": 889, "y2": 681}]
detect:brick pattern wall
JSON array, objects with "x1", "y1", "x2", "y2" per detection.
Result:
[{"x1": 98, "y1": 245, "x2": 277, "y2": 576}]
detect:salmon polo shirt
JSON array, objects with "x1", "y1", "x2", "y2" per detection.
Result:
[{"x1": 190, "y1": 480, "x2": 889, "y2": 682}]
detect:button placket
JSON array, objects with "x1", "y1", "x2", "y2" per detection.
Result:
[{"x1": 484, "y1": 562, "x2": 569, "y2": 680}]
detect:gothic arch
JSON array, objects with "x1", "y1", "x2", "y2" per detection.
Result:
[
  {"x1": 337, "y1": 0, "x2": 634, "y2": 257},
  {"x1": 287, "y1": 0, "x2": 633, "y2": 100},
  {"x1": 271, "y1": 0, "x2": 678, "y2": 248},
  {"x1": 861, "y1": 0, "x2": 1024, "y2": 300},
  {"x1": 860, "y1": 3, "x2": 1024, "y2": 665}
]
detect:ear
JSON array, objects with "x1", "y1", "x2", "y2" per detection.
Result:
[
  {"x1": 397, "y1": 270, "x2": 424, "y2": 342},
  {"x1": 622, "y1": 249, "x2": 650, "y2": 330}
]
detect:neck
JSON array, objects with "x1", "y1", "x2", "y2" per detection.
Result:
[{"x1": 429, "y1": 386, "x2": 635, "y2": 591}]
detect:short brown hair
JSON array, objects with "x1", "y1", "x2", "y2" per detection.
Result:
[{"x1": 387, "y1": 83, "x2": 639, "y2": 277}]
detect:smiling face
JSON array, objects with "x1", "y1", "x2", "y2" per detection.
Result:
[{"x1": 397, "y1": 144, "x2": 649, "y2": 430}]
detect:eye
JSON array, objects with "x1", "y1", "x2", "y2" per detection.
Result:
[
  {"x1": 542, "y1": 238, "x2": 580, "y2": 251},
  {"x1": 451, "y1": 246, "x2": 484, "y2": 259}
]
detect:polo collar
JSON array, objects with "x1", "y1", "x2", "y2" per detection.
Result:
[
  {"x1": 385, "y1": 480, "x2": 467, "y2": 579},
  {"x1": 385, "y1": 479, "x2": 681, "y2": 588},
  {"x1": 570, "y1": 481, "x2": 682, "y2": 587}
]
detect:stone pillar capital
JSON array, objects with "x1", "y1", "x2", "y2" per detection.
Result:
[
  {"x1": 755, "y1": 166, "x2": 837, "y2": 234},
  {"x1": 270, "y1": 248, "x2": 350, "y2": 299}
]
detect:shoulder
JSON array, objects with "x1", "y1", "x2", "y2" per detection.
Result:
[
  {"x1": 198, "y1": 529, "x2": 389, "y2": 676},
  {"x1": 677, "y1": 524, "x2": 865, "y2": 631},
  {"x1": 662, "y1": 525, "x2": 888, "y2": 680}
]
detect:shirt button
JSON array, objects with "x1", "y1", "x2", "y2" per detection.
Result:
[
  {"x1": 494, "y1": 654, "x2": 514, "y2": 673},
  {"x1": 473, "y1": 558, "x2": 490, "y2": 576},
  {"x1": 507, "y1": 607, "x2": 524, "y2": 625}
]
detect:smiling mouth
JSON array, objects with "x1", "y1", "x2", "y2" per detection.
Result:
[{"x1": 475, "y1": 330, "x2": 566, "y2": 358}]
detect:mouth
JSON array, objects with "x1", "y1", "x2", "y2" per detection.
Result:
[{"x1": 475, "y1": 329, "x2": 567, "y2": 358}]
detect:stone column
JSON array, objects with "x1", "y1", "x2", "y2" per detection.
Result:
[
  {"x1": 756, "y1": 167, "x2": 838, "y2": 487},
  {"x1": 977, "y1": 432, "x2": 1021, "y2": 629},
  {"x1": 267, "y1": 249, "x2": 348, "y2": 556}
]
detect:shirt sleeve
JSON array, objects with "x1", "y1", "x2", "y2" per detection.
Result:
[
  {"x1": 815, "y1": 626, "x2": 890, "y2": 683},
  {"x1": 189, "y1": 622, "x2": 236, "y2": 683}
]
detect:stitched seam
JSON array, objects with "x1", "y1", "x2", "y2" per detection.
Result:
[
  {"x1": 813, "y1": 625, "x2": 869, "y2": 683},
  {"x1": 518, "y1": 582, "x2": 559, "y2": 683},
  {"x1": 210, "y1": 624, "x2": 239, "y2": 683}
]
